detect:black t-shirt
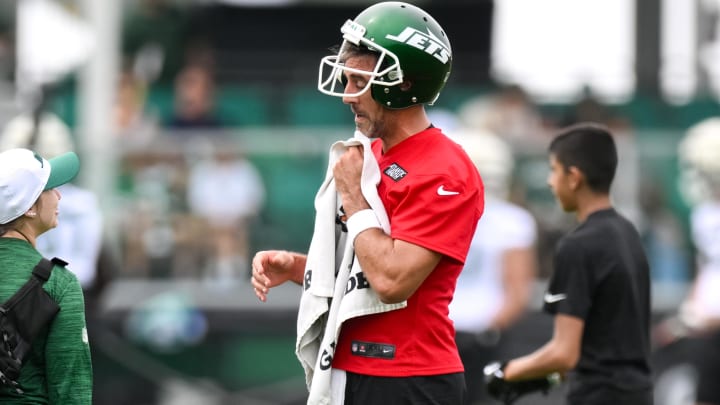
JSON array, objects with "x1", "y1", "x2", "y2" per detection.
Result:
[{"x1": 543, "y1": 209, "x2": 652, "y2": 403}]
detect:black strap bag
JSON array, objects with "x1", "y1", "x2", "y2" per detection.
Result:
[{"x1": 0, "y1": 257, "x2": 63, "y2": 393}]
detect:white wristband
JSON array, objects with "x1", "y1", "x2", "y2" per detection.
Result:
[{"x1": 346, "y1": 209, "x2": 381, "y2": 244}]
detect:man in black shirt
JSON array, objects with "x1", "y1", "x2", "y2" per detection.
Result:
[{"x1": 484, "y1": 123, "x2": 653, "y2": 405}]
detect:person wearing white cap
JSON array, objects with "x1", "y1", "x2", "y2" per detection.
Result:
[
  {"x1": 0, "y1": 112, "x2": 104, "y2": 294},
  {"x1": 0, "y1": 148, "x2": 92, "y2": 403}
]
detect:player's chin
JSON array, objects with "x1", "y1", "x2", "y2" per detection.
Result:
[{"x1": 354, "y1": 121, "x2": 370, "y2": 134}]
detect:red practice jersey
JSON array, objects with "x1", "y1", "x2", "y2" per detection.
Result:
[{"x1": 332, "y1": 127, "x2": 484, "y2": 376}]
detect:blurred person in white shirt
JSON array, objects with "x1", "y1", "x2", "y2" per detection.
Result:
[
  {"x1": 449, "y1": 129, "x2": 539, "y2": 404},
  {"x1": 667, "y1": 118, "x2": 720, "y2": 405},
  {"x1": 185, "y1": 138, "x2": 265, "y2": 283}
]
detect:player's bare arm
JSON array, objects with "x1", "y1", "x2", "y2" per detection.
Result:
[
  {"x1": 251, "y1": 250, "x2": 306, "y2": 302},
  {"x1": 333, "y1": 146, "x2": 442, "y2": 304},
  {"x1": 503, "y1": 313, "x2": 584, "y2": 381},
  {"x1": 355, "y1": 233, "x2": 441, "y2": 303}
]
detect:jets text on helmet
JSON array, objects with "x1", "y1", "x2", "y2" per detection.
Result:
[{"x1": 385, "y1": 27, "x2": 450, "y2": 64}]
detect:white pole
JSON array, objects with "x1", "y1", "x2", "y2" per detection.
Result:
[{"x1": 77, "y1": 0, "x2": 120, "y2": 210}]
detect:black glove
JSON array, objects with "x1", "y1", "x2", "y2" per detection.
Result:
[{"x1": 483, "y1": 361, "x2": 560, "y2": 404}]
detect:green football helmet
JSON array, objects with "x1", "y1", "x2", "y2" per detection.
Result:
[{"x1": 318, "y1": 1, "x2": 452, "y2": 109}]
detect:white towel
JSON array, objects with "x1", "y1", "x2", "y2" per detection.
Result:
[{"x1": 296, "y1": 131, "x2": 406, "y2": 405}]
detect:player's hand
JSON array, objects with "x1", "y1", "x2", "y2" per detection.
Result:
[
  {"x1": 251, "y1": 250, "x2": 297, "y2": 302},
  {"x1": 333, "y1": 146, "x2": 367, "y2": 215},
  {"x1": 483, "y1": 361, "x2": 561, "y2": 404}
]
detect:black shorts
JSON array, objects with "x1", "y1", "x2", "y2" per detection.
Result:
[
  {"x1": 695, "y1": 330, "x2": 720, "y2": 404},
  {"x1": 567, "y1": 387, "x2": 653, "y2": 405},
  {"x1": 455, "y1": 330, "x2": 500, "y2": 403},
  {"x1": 343, "y1": 371, "x2": 466, "y2": 405}
]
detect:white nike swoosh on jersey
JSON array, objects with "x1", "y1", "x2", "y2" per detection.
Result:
[
  {"x1": 544, "y1": 293, "x2": 567, "y2": 303},
  {"x1": 437, "y1": 185, "x2": 460, "y2": 196}
]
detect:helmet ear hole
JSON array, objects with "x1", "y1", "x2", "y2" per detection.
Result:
[{"x1": 399, "y1": 81, "x2": 412, "y2": 91}]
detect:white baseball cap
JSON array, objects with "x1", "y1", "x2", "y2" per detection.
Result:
[{"x1": 0, "y1": 148, "x2": 80, "y2": 224}]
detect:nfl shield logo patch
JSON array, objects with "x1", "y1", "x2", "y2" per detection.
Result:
[{"x1": 384, "y1": 163, "x2": 407, "y2": 181}]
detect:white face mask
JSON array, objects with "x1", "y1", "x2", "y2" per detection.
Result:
[{"x1": 317, "y1": 20, "x2": 403, "y2": 100}]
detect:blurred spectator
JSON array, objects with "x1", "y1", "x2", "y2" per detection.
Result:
[
  {"x1": 638, "y1": 181, "x2": 690, "y2": 283},
  {"x1": 115, "y1": 58, "x2": 224, "y2": 277},
  {"x1": 0, "y1": 16, "x2": 14, "y2": 83},
  {"x1": 559, "y1": 90, "x2": 632, "y2": 133},
  {"x1": 427, "y1": 107, "x2": 461, "y2": 133},
  {"x1": 166, "y1": 63, "x2": 222, "y2": 130},
  {"x1": 671, "y1": 118, "x2": 720, "y2": 405},
  {"x1": 450, "y1": 129, "x2": 539, "y2": 405},
  {"x1": 122, "y1": 0, "x2": 192, "y2": 85},
  {"x1": 0, "y1": 112, "x2": 106, "y2": 301},
  {"x1": 457, "y1": 84, "x2": 545, "y2": 140},
  {"x1": 113, "y1": 68, "x2": 159, "y2": 146},
  {"x1": 119, "y1": 154, "x2": 186, "y2": 279},
  {"x1": 185, "y1": 139, "x2": 265, "y2": 283}
]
